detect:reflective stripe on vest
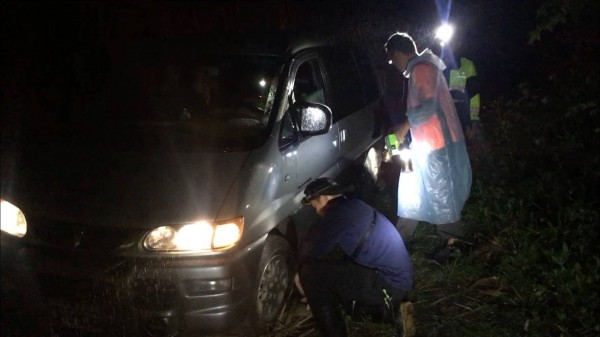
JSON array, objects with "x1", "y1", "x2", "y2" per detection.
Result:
[
  {"x1": 470, "y1": 93, "x2": 480, "y2": 121},
  {"x1": 449, "y1": 57, "x2": 476, "y2": 92}
]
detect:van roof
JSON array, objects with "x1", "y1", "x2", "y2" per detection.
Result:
[{"x1": 121, "y1": 31, "x2": 334, "y2": 59}]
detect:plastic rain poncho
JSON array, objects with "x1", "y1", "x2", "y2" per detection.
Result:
[{"x1": 398, "y1": 50, "x2": 472, "y2": 224}]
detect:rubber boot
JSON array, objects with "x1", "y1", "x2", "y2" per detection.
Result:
[
  {"x1": 312, "y1": 306, "x2": 348, "y2": 337},
  {"x1": 396, "y1": 301, "x2": 416, "y2": 337}
]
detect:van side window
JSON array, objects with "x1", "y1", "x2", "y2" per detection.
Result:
[
  {"x1": 293, "y1": 60, "x2": 325, "y2": 104},
  {"x1": 321, "y1": 48, "x2": 365, "y2": 123},
  {"x1": 279, "y1": 58, "x2": 325, "y2": 149},
  {"x1": 280, "y1": 112, "x2": 296, "y2": 147},
  {"x1": 353, "y1": 50, "x2": 381, "y2": 104}
]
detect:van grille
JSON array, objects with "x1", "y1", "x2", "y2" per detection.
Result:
[{"x1": 28, "y1": 218, "x2": 143, "y2": 251}]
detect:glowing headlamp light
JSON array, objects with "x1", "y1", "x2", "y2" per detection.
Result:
[
  {"x1": 143, "y1": 217, "x2": 243, "y2": 252},
  {"x1": 435, "y1": 23, "x2": 454, "y2": 46}
]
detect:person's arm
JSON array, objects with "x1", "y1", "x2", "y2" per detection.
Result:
[
  {"x1": 395, "y1": 120, "x2": 411, "y2": 142},
  {"x1": 405, "y1": 63, "x2": 439, "y2": 127}
]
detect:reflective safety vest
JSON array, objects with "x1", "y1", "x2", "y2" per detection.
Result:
[{"x1": 449, "y1": 57, "x2": 480, "y2": 121}]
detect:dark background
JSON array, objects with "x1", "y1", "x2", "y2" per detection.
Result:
[
  {"x1": 2, "y1": 2, "x2": 599, "y2": 337},
  {"x1": 0, "y1": 0, "x2": 539, "y2": 134}
]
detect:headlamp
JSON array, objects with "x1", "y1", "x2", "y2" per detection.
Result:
[
  {"x1": 435, "y1": 23, "x2": 454, "y2": 46},
  {"x1": 301, "y1": 196, "x2": 313, "y2": 206}
]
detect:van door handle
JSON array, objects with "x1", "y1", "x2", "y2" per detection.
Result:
[
  {"x1": 285, "y1": 174, "x2": 290, "y2": 181},
  {"x1": 340, "y1": 129, "x2": 346, "y2": 142}
]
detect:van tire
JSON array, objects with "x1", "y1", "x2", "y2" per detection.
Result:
[{"x1": 253, "y1": 235, "x2": 295, "y2": 330}]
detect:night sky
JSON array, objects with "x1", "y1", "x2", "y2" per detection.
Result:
[{"x1": 0, "y1": 0, "x2": 540, "y2": 147}]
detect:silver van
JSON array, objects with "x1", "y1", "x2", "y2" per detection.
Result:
[{"x1": 0, "y1": 33, "x2": 383, "y2": 336}]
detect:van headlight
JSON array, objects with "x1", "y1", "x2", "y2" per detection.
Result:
[
  {"x1": 1, "y1": 200, "x2": 27, "y2": 238},
  {"x1": 143, "y1": 217, "x2": 243, "y2": 252}
]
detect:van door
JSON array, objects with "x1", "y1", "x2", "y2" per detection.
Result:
[
  {"x1": 279, "y1": 52, "x2": 339, "y2": 192},
  {"x1": 321, "y1": 48, "x2": 380, "y2": 166}
]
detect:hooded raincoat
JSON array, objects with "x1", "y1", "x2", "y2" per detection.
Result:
[{"x1": 398, "y1": 50, "x2": 472, "y2": 224}]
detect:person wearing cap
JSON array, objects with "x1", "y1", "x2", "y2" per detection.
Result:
[
  {"x1": 385, "y1": 32, "x2": 472, "y2": 246},
  {"x1": 296, "y1": 177, "x2": 414, "y2": 337}
]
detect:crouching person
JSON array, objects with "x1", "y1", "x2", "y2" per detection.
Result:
[{"x1": 297, "y1": 177, "x2": 415, "y2": 337}]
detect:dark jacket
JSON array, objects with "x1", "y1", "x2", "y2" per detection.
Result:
[{"x1": 299, "y1": 196, "x2": 413, "y2": 290}]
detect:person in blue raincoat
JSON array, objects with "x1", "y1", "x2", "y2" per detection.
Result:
[{"x1": 384, "y1": 32, "x2": 472, "y2": 242}]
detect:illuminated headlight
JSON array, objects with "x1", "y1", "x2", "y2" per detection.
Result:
[
  {"x1": 143, "y1": 217, "x2": 243, "y2": 252},
  {"x1": 0, "y1": 200, "x2": 27, "y2": 238}
]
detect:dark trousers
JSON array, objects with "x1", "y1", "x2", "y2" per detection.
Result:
[
  {"x1": 299, "y1": 258, "x2": 407, "y2": 322},
  {"x1": 450, "y1": 90, "x2": 472, "y2": 131}
]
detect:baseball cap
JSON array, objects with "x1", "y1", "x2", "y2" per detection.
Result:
[{"x1": 302, "y1": 177, "x2": 350, "y2": 205}]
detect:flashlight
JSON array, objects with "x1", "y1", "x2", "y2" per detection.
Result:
[
  {"x1": 385, "y1": 133, "x2": 413, "y2": 172},
  {"x1": 385, "y1": 133, "x2": 400, "y2": 158}
]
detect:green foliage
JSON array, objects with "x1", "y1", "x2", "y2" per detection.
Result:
[
  {"x1": 528, "y1": 0, "x2": 597, "y2": 44},
  {"x1": 460, "y1": 36, "x2": 600, "y2": 335},
  {"x1": 417, "y1": 0, "x2": 600, "y2": 333}
]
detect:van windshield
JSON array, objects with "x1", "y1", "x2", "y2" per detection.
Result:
[{"x1": 79, "y1": 45, "x2": 284, "y2": 152}]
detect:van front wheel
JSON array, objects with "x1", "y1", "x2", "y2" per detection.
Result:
[{"x1": 255, "y1": 235, "x2": 294, "y2": 326}]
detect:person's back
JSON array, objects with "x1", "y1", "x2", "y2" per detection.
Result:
[
  {"x1": 300, "y1": 196, "x2": 413, "y2": 290},
  {"x1": 443, "y1": 37, "x2": 481, "y2": 137},
  {"x1": 297, "y1": 177, "x2": 414, "y2": 337},
  {"x1": 448, "y1": 56, "x2": 480, "y2": 132}
]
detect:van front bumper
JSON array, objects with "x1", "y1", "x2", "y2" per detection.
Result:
[{"x1": 7, "y1": 239, "x2": 265, "y2": 337}]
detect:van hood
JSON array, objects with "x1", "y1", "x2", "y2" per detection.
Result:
[{"x1": 5, "y1": 141, "x2": 250, "y2": 229}]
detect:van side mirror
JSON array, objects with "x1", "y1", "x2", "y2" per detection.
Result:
[{"x1": 290, "y1": 102, "x2": 332, "y2": 137}]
